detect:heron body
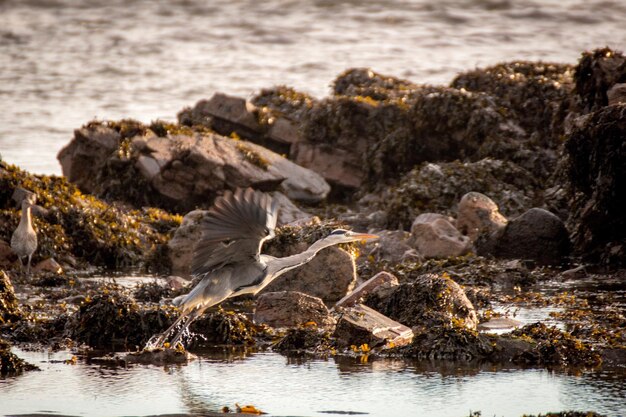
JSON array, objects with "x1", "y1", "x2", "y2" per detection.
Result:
[
  {"x1": 11, "y1": 200, "x2": 37, "y2": 274},
  {"x1": 150, "y1": 188, "x2": 378, "y2": 348}
]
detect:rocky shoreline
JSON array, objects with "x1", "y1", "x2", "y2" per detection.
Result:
[{"x1": 1, "y1": 46, "x2": 625, "y2": 415}]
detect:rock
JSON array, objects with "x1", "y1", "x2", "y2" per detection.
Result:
[
  {"x1": 410, "y1": 213, "x2": 472, "y2": 259},
  {"x1": 0, "y1": 240, "x2": 17, "y2": 268},
  {"x1": 262, "y1": 245, "x2": 356, "y2": 305},
  {"x1": 493, "y1": 208, "x2": 570, "y2": 265},
  {"x1": 565, "y1": 104, "x2": 626, "y2": 266},
  {"x1": 456, "y1": 192, "x2": 508, "y2": 242},
  {"x1": 363, "y1": 230, "x2": 416, "y2": 263},
  {"x1": 57, "y1": 124, "x2": 122, "y2": 193},
  {"x1": 559, "y1": 265, "x2": 587, "y2": 280},
  {"x1": 477, "y1": 317, "x2": 523, "y2": 332},
  {"x1": 333, "y1": 304, "x2": 413, "y2": 348},
  {"x1": 270, "y1": 192, "x2": 313, "y2": 225},
  {"x1": 58, "y1": 121, "x2": 330, "y2": 212},
  {"x1": 11, "y1": 187, "x2": 37, "y2": 206},
  {"x1": 574, "y1": 47, "x2": 626, "y2": 112},
  {"x1": 335, "y1": 271, "x2": 399, "y2": 309},
  {"x1": 0, "y1": 270, "x2": 22, "y2": 324},
  {"x1": 607, "y1": 83, "x2": 626, "y2": 105},
  {"x1": 187, "y1": 93, "x2": 262, "y2": 135},
  {"x1": 267, "y1": 117, "x2": 302, "y2": 144},
  {"x1": 187, "y1": 310, "x2": 257, "y2": 347},
  {"x1": 32, "y1": 258, "x2": 63, "y2": 274},
  {"x1": 167, "y1": 210, "x2": 211, "y2": 277},
  {"x1": 365, "y1": 273, "x2": 478, "y2": 330},
  {"x1": 290, "y1": 141, "x2": 364, "y2": 188},
  {"x1": 254, "y1": 291, "x2": 334, "y2": 329}
]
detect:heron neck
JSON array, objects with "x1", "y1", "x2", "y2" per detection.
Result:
[
  {"x1": 268, "y1": 237, "x2": 337, "y2": 278},
  {"x1": 20, "y1": 206, "x2": 32, "y2": 229}
]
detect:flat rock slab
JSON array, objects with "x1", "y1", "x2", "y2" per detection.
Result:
[
  {"x1": 333, "y1": 304, "x2": 413, "y2": 348},
  {"x1": 335, "y1": 271, "x2": 399, "y2": 309}
]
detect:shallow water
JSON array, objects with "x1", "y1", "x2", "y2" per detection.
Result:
[
  {"x1": 1, "y1": 0, "x2": 626, "y2": 174},
  {"x1": 2, "y1": 348, "x2": 626, "y2": 417}
]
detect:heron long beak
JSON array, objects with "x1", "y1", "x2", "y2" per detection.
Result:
[{"x1": 351, "y1": 232, "x2": 379, "y2": 241}]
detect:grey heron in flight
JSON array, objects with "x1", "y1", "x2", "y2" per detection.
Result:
[{"x1": 150, "y1": 188, "x2": 378, "y2": 348}]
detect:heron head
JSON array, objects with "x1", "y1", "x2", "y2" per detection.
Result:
[{"x1": 326, "y1": 228, "x2": 379, "y2": 243}]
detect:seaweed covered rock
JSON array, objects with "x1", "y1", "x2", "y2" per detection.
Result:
[
  {"x1": 272, "y1": 327, "x2": 333, "y2": 355},
  {"x1": 262, "y1": 219, "x2": 358, "y2": 304},
  {"x1": 410, "y1": 213, "x2": 471, "y2": 259},
  {"x1": 0, "y1": 163, "x2": 179, "y2": 270},
  {"x1": 57, "y1": 120, "x2": 330, "y2": 212},
  {"x1": 254, "y1": 291, "x2": 334, "y2": 329},
  {"x1": 452, "y1": 60, "x2": 574, "y2": 149},
  {"x1": 365, "y1": 273, "x2": 478, "y2": 330},
  {"x1": 401, "y1": 325, "x2": 494, "y2": 361},
  {"x1": 381, "y1": 159, "x2": 537, "y2": 230},
  {"x1": 488, "y1": 208, "x2": 571, "y2": 266},
  {"x1": 509, "y1": 322, "x2": 602, "y2": 366},
  {"x1": 185, "y1": 310, "x2": 257, "y2": 347},
  {"x1": 574, "y1": 47, "x2": 626, "y2": 112},
  {"x1": 0, "y1": 338, "x2": 38, "y2": 376},
  {"x1": 565, "y1": 104, "x2": 626, "y2": 266},
  {"x1": 0, "y1": 270, "x2": 21, "y2": 324},
  {"x1": 65, "y1": 290, "x2": 177, "y2": 349},
  {"x1": 333, "y1": 68, "x2": 418, "y2": 100}
]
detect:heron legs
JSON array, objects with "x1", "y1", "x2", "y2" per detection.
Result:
[{"x1": 145, "y1": 307, "x2": 205, "y2": 350}]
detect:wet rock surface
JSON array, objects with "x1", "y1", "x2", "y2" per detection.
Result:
[{"x1": 0, "y1": 338, "x2": 38, "y2": 376}]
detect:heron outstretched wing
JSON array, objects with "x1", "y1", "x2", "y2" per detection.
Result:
[{"x1": 191, "y1": 188, "x2": 278, "y2": 276}]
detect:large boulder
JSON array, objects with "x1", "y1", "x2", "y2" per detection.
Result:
[
  {"x1": 167, "y1": 210, "x2": 210, "y2": 276},
  {"x1": 254, "y1": 291, "x2": 334, "y2": 329},
  {"x1": 57, "y1": 123, "x2": 122, "y2": 192},
  {"x1": 565, "y1": 104, "x2": 626, "y2": 266},
  {"x1": 263, "y1": 219, "x2": 358, "y2": 305},
  {"x1": 489, "y1": 208, "x2": 570, "y2": 265},
  {"x1": 57, "y1": 121, "x2": 330, "y2": 212},
  {"x1": 365, "y1": 273, "x2": 478, "y2": 331},
  {"x1": 410, "y1": 213, "x2": 471, "y2": 259}
]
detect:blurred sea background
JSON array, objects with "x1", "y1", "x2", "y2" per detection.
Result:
[{"x1": 1, "y1": 0, "x2": 625, "y2": 175}]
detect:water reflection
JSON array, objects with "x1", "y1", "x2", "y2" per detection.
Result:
[{"x1": 1, "y1": 348, "x2": 625, "y2": 417}]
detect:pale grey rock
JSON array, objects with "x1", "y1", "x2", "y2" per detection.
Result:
[{"x1": 410, "y1": 213, "x2": 472, "y2": 258}]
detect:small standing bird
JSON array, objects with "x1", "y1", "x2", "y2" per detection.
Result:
[
  {"x1": 11, "y1": 199, "x2": 38, "y2": 274},
  {"x1": 150, "y1": 188, "x2": 378, "y2": 348}
]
